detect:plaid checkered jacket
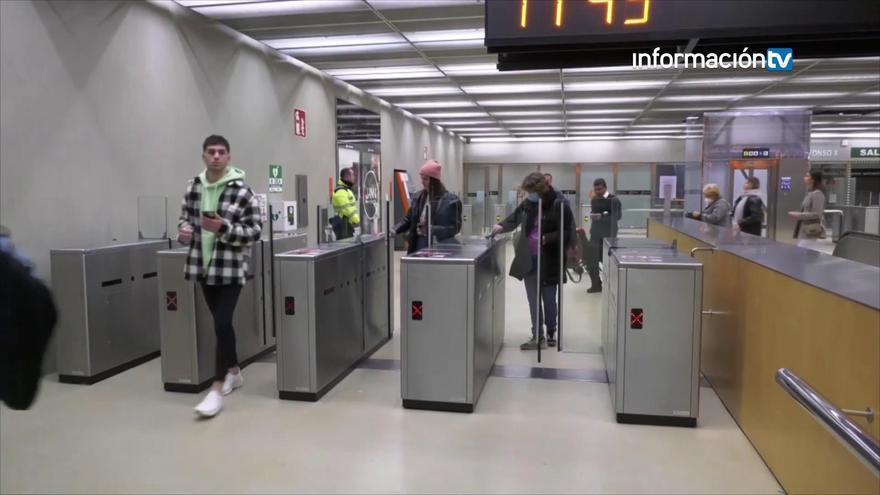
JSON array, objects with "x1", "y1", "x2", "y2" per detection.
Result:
[{"x1": 178, "y1": 176, "x2": 262, "y2": 285}]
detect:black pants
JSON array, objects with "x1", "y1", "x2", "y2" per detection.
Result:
[
  {"x1": 200, "y1": 283, "x2": 242, "y2": 382},
  {"x1": 585, "y1": 238, "x2": 604, "y2": 287}
]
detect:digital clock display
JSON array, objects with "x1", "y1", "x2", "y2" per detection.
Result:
[{"x1": 486, "y1": 0, "x2": 880, "y2": 50}]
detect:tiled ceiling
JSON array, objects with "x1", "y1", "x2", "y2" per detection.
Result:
[{"x1": 177, "y1": 0, "x2": 880, "y2": 142}]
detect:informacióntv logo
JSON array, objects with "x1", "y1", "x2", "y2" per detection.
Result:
[
  {"x1": 766, "y1": 48, "x2": 793, "y2": 71},
  {"x1": 632, "y1": 47, "x2": 794, "y2": 71}
]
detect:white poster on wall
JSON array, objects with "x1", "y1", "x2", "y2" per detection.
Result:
[{"x1": 658, "y1": 175, "x2": 677, "y2": 199}]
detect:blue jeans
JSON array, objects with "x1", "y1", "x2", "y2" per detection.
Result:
[{"x1": 524, "y1": 256, "x2": 558, "y2": 339}]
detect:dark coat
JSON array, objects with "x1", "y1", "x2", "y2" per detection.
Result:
[
  {"x1": 497, "y1": 188, "x2": 574, "y2": 286},
  {"x1": 393, "y1": 189, "x2": 462, "y2": 254},
  {"x1": 589, "y1": 194, "x2": 622, "y2": 240},
  {"x1": 733, "y1": 194, "x2": 764, "y2": 236},
  {"x1": 0, "y1": 248, "x2": 57, "y2": 410}
]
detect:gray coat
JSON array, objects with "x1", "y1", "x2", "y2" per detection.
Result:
[
  {"x1": 791, "y1": 189, "x2": 826, "y2": 239},
  {"x1": 697, "y1": 198, "x2": 731, "y2": 227}
]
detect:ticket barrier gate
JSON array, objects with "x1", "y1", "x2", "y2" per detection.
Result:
[
  {"x1": 601, "y1": 238, "x2": 702, "y2": 427},
  {"x1": 400, "y1": 237, "x2": 508, "y2": 413},
  {"x1": 157, "y1": 233, "x2": 307, "y2": 392},
  {"x1": 51, "y1": 239, "x2": 171, "y2": 384},
  {"x1": 275, "y1": 234, "x2": 390, "y2": 401}
]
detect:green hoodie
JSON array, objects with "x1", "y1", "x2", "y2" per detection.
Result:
[{"x1": 199, "y1": 167, "x2": 246, "y2": 269}]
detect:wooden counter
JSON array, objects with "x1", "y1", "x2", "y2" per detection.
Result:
[{"x1": 648, "y1": 217, "x2": 880, "y2": 495}]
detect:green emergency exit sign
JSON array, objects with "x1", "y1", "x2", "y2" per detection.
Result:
[
  {"x1": 851, "y1": 147, "x2": 880, "y2": 158},
  {"x1": 269, "y1": 164, "x2": 282, "y2": 179}
]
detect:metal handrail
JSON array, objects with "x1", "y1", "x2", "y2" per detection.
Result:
[{"x1": 775, "y1": 368, "x2": 880, "y2": 477}]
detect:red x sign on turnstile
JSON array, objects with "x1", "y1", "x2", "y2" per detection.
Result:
[
  {"x1": 411, "y1": 301, "x2": 423, "y2": 320},
  {"x1": 630, "y1": 308, "x2": 644, "y2": 329},
  {"x1": 166, "y1": 292, "x2": 178, "y2": 311}
]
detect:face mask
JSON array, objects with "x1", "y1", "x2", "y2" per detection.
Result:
[
  {"x1": 527, "y1": 192, "x2": 539, "y2": 203},
  {"x1": 704, "y1": 198, "x2": 712, "y2": 206}
]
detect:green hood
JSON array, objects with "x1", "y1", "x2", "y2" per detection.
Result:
[{"x1": 199, "y1": 167, "x2": 246, "y2": 269}]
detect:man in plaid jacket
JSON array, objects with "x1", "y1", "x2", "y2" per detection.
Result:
[{"x1": 178, "y1": 135, "x2": 261, "y2": 418}]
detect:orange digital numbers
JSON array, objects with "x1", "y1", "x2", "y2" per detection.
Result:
[
  {"x1": 588, "y1": 0, "x2": 614, "y2": 25},
  {"x1": 520, "y1": 0, "x2": 649, "y2": 29},
  {"x1": 624, "y1": 0, "x2": 650, "y2": 25}
]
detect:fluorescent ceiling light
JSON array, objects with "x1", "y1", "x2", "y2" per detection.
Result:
[
  {"x1": 565, "y1": 81, "x2": 667, "y2": 91},
  {"x1": 491, "y1": 110, "x2": 564, "y2": 117},
  {"x1": 626, "y1": 129, "x2": 686, "y2": 134},
  {"x1": 404, "y1": 29, "x2": 484, "y2": 43},
  {"x1": 447, "y1": 127, "x2": 506, "y2": 132},
  {"x1": 369, "y1": 0, "x2": 481, "y2": 9},
  {"x1": 812, "y1": 132, "x2": 880, "y2": 138},
  {"x1": 651, "y1": 107, "x2": 725, "y2": 112},
  {"x1": 675, "y1": 76, "x2": 781, "y2": 86},
  {"x1": 811, "y1": 126, "x2": 880, "y2": 131},
  {"x1": 567, "y1": 125, "x2": 627, "y2": 130},
  {"x1": 733, "y1": 105, "x2": 811, "y2": 110},
  {"x1": 819, "y1": 103, "x2": 880, "y2": 108},
  {"x1": 566, "y1": 130, "x2": 623, "y2": 134},
  {"x1": 507, "y1": 126, "x2": 565, "y2": 131},
  {"x1": 754, "y1": 92, "x2": 848, "y2": 99},
  {"x1": 433, "y1": 120, "x2": 497, "y2": 126},
  {"x1": 631, "y1": 123, "x2": 688, "y2": 128},
  {"x1": 462, "y1": 83, "x2": 560, "y2": 94},
  {"x1": 395, "y1": 100, "x2": 476, "y2": 109},
  {"x1": 566, "y1": 117, "x2": 633, "y2": 122},
  {"x1": 282, "y1": 44, "x2": 409, "y2": 57},
  {"x1": 478, "y1": 98, "x2": 561, "y2": 106},
  {"x1": 498, "y1": 119, "x2": 563, "y2": 124},
  {"x1": 416, "y1": 39, "x2": 484, "y2": 50},
  {"x1": 417, "y1": 111, "x2": 488, "y2": 118},
  {"x1": 567, "y1": 109, "x2": 642, "y2": 115},
  {"x1": 186, "y1": 0, "x2": 364, "y2": 18},
  {"x1": 567, "y1": 96, "x2": 652, "y2": 105},
  {"x1": 566, "y1": 65, "x2": 663, "y2": 73},
  {"x1": 367, "y1": 86, "x2": 462, "y2": 97},
  {"x1": 325, "y1": 65, "x2": 442, "y2": 81},
  {"x1": 660, "y1": 94, "x2": 748, "y2": 102},
  {"x1": 267, "y1": 33, "x2": 402, "y2": 50},
  {"x1": 791, "y1": 74, "x2": 880, "y2": 84}
]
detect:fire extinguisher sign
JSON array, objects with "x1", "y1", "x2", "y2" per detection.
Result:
[{"x1": 294, "y1": 108, "x2": 306, "y2": 138}]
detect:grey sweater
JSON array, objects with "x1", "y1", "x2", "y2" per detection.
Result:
[
  {"x1": 791, "y1": 189, "x2": 826, "y2": 238},
  {"x1": 701, "y1": 198, "x2": 731, "y2": 227}
]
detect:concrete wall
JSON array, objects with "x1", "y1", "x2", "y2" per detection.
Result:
[{"x1": 0, "y1": 0, "x2": 463, "y2": 282}]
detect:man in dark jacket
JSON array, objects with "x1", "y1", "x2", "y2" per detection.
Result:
[
  {"x1": 491, "y1": 173, "x2": 574, "y2": 350},
  {"x1": 0, "y1": 228, "x2": 57, "y2": 410},
  {"x1": 393, "y1": 160, "x2": 462, "y2": 253},
  {"x1": 732, "y1": 177, "x2": 765, "y2": 236},
  {"x1": 586, "y1": 178, "x2": 621, "y2": 293}
]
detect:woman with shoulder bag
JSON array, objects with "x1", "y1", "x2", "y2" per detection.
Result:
[{"x1": 789, "y1": 170, "x2": 827, "y2": 248}]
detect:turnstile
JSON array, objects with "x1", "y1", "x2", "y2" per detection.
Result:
[
  {"x1": 51, "y1": 239, "x2": 170, "y2": 384},
  {"x1": 275, "y1": 234, "x2": 390, "y2": 401},
  {"x1": 600, "y1": 237, "x2": 677, "y2": 369},
  {"x1": 157, "y1": 233, "x2": 307, "y2": 392},
  {"x1": 400, "y1": 238, "x2": 507, "y2": 413},
  {"x1": 603, "y1": 245, "x2": 702, "y2": 427}
]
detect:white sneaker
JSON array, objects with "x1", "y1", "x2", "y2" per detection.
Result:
[
  {"x1": 194, "y1": 390, "x2": 223, "y2": 418},
  {"x1": 221, "y1": 372, "x2": 243, "y2": 396}
]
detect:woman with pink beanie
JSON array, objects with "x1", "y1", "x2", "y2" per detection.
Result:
[{"x1": 392, "y1": 159, "x2": 462, "y2": 253}]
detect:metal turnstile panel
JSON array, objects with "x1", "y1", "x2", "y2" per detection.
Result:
[
  {"x1": 473, "y1": 257, "x2": 494, "y2": 402},
  {"x1": 363, "y1": 239, "x2": 389, "y2": 352},
  {"x1": 51, "y1": 253, "x2": 90, "y2": 376},
  {"x1": 276, "y1": 257, "x2": 313, "y2": 393},
  {"x1": 461, "y1": 204, "x2": 473, "y2": 237},
  {"x1": 157, "y1": 244, "x2": 264, "y2": 391},
  {"x1": 622, "y1": 268, "x2": 699, "y2": 417},
  {"x1": 492, "y1": 241, "x2": 507, "y2": 355},
  {"x1": 402, "y1": 262, "x2": 470, "y2": 404},
  {"x1": 158, "y1": 254, "x2": 198, "y2": 384},
  {"x1": 52, "y1": 240, "x2": 168, "y2": 381},
  {"x1": 314, "y1": 249, "x2": 364, "y2": 391}
]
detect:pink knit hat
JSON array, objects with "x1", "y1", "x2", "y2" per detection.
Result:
[{"x1": 419, "y1": 159, "x2": 441, "y2": 181}]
